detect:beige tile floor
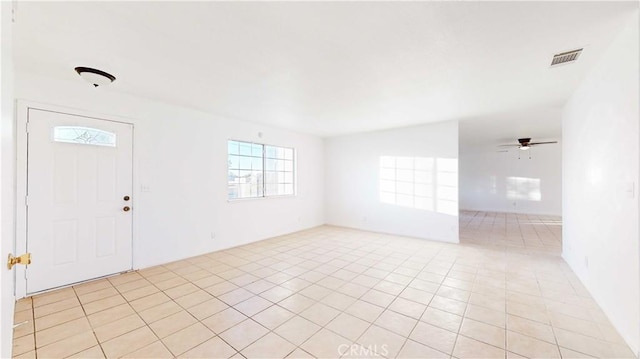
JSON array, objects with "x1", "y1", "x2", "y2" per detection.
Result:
[
  {"x1": 459, "y1": 211, "x2": 562, "y2": 254},
  {"x1": 12, "y1": 211, "x2": 636, "y2": 358}
]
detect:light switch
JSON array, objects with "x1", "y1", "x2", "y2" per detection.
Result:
[{"x1": 624, "y1": 182, "x2": 635, "y2": 199}]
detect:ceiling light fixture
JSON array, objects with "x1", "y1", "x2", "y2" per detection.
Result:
[
  {"x1": 74, "y1": 67, "x2": 116, "y2": 87},
  {"x1": 519, "y1": 145, "x2": 530, "y2": 151}
]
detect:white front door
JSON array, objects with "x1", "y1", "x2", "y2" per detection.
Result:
[{"x1": 26, "y1": 108, "x2": 133, "y2": 294}]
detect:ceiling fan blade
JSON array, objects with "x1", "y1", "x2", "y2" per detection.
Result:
[{"x1": 529, "y1": 141, "x2": 558, "y2": 145}]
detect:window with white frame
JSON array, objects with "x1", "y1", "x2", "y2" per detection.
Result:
[{"x1": 228, "y1": 140, "x2": 295, "y2": 199}]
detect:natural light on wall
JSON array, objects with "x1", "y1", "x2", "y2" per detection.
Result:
[
  {"x1": 506, "y1": 176, "x2": 542, "y2": 201},
  {"x1": 379, "y1": 156, "x2": 458, "y2": 216}
]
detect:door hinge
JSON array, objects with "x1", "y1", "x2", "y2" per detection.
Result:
[
  {"x1": 7, "y1": 253, "x2": 31, "y2": 270},
  {"x1": 24, "y1": 195, "x2": 28, "y2": 207},
  {"x1": 11, "y1": 1, "x2": 17, "y2": 23},
  {"x1": 25, "y1": 121, "x2": 29, "y2": 134}
]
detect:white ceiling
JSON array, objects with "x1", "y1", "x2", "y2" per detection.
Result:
[{"x1": 13, "y1": 1, "x2": 637, "y2": 140}]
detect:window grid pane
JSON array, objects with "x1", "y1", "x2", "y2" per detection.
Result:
[
  {"x1": 264, "y1": 145, "x2": 295, "y2": 196},
  {"x1": 229, "y1": 140, "x2": 295, "y2": 199}
]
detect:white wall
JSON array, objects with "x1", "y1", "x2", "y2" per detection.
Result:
[
  {"x1": 14, "y1": 72, "x2": 325, "y2": 271},
  {"x1": 0, "y1": 3, "x2": 15, "y2": 358},
  {"x1": 562, "y1": 12, "x2": 639, "y2": 355},
  {"x1": 460, "y1": 144, "x2": 562, "y2": 215},
  {"x1": 325, "y1": 121, "x2": 459, "y2": 243}
]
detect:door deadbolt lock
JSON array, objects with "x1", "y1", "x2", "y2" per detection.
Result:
[
  {"x1": 123, "y1": 196, "x2": 130, "y2": 201},
  {"x1": 8, "y1": 253, "x2": 31, "y2": 270},
  {"x1": 123, "y1": 206, "x2": 131, "y2": 212}
]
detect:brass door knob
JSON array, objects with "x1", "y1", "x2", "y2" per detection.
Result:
[{"x1": 123, "y1": 206, "x2": 131, "y2": 212}]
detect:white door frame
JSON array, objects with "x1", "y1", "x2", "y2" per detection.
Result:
[{"x1": 15, "y1": 100, "x2": 138, "y2": 298}]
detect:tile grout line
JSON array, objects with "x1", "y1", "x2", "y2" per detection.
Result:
[
  {"x1": 31, "y1": 296, "x2": 37, "y2": 359},
  {"x1": 19, "y1": 214, "x2": 631, "y2": 359},
  {"x1": 346, "y1": 245, "x2": 445, "y2": 358}
]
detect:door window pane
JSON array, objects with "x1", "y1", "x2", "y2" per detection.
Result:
[{"x1": 53, "y1": 126, "x2": 116, "y2": 147}]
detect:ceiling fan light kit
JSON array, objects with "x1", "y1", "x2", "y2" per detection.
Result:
[
  {"x1": 498, "y1": 137, "x2": 558, "y2": 158},
  {"x1": 499, "y1": 137, "x2": 558, "y2": 150}
]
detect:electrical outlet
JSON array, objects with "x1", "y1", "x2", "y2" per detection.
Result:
[
  {"x1": 210, "y1": 232, "x2": 216, "y2": 240},
  {"x1": 584, "y1": 256, "x2": 589, "y2": 269}
]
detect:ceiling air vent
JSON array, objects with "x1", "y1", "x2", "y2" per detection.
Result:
[{"x1": 550, "y1": 48, "x2": 583, "y2": 67}]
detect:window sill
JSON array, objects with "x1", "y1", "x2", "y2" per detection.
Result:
[{"x1": 227, "y1": 194, "x2": 297, "y2": 203}]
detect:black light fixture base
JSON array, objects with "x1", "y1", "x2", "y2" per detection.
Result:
[{"x1": 74, "y1": 66, "x2": 116, "y2": 87}]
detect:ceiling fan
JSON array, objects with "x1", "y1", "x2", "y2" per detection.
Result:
[{"x1": 499, "y1": 138, "x2": 558, "y2": 151}]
